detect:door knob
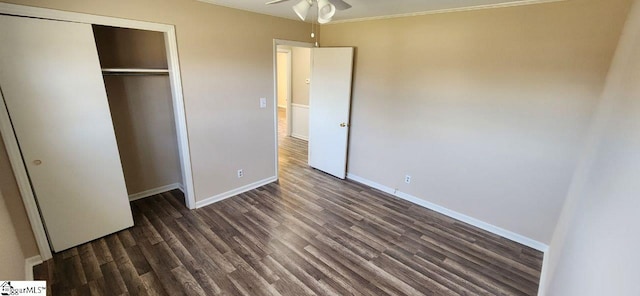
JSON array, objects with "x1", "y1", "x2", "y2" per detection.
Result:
[
  {"x1": 33, "y1": 160, "x2": 42, "y2": 166},
  {"x1": 340, "y1": 123, "x2": 349, "y2": 127}
]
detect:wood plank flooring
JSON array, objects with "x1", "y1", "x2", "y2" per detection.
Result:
[{"x1": 33, "y1": 109, "x2": 543, "y2": 295}]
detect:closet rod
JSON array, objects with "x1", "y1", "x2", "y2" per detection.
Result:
[
  {"x1": 102, "y1": 72, "x2": 169, "y2": 76},
  {"x1": 101, "y1": 68, "x2": 170, "y2": 75}
]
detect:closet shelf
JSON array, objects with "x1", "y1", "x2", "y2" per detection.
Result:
[{"x1": 101, "y1": 68, "x2": 169, "y2": 75}]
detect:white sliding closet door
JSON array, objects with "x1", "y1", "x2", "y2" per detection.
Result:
[{"x1": 0, "y1": 15, "x2": 133, "y2": 252}]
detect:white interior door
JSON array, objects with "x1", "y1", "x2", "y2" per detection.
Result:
[
  {"x1": 0, "y1": 15, "x2": 133, "y2": 252},
  {"x1": 308, "y1": 47, "x2": 354, "y2": 179}
]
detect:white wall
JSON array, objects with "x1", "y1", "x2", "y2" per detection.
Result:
[
  {"x1": 291, "y1": 104, "x2": 309, "y2": 140},
  {"x1": 543, "y1": 1, "x2": 640, "y2": 294},
  {"x1": 0, "y1": 190, "x2": 26, "y2": 280}
]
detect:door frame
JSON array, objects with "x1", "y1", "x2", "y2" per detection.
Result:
[
  {"x1": 276, "y1": 48, "x2": 293, "y2": 136},
  {"x1": 272, "y1": 39, "x2": 314, "y2": 181},
  {"x1": 0, "y1": 3, "x2": 196, "y2": 260}
]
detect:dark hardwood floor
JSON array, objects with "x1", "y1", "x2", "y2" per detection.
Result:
[{"x1": 33, "y1": 108, "x2": 543, "y2": 295}]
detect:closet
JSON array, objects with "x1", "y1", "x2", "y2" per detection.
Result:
[
  {"x1": 93, "y1": 25, "x2": 183, "y2": 199},
  {"x1": 0, "y1": 14, "x2": 186, "y2": 253}
]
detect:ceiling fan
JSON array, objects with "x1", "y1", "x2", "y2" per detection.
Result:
[{"x1": 266, "y1": 0, "x2": 352, "y2": 24}]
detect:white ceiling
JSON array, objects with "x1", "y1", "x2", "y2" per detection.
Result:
[{"x1": 197, "y1": 0, "x2": 548, "y2": 23}]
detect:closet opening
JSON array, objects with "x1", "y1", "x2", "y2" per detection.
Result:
[
  {"x1": 93, "y1": 25, "x2": 185, "y2": 206},
  {"x1": 0, "y1": 6, "x2": 195, "y2": 258}
]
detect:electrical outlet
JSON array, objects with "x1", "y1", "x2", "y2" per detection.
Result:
[
  {"x1": 405, "y1": 175, "x2": 411, "y2": 184},
  {"x1": 237, "y1": 169, "x2": 244, "y2": 178}
]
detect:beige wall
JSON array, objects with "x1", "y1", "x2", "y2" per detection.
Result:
[
  {"x1": 544, "y1": 1, "x2": 640, "y2": 294},
  {"x1": 0, "y1": 190, "x2": 26, "y2": 279},
  {"x1": 3, "y1": 0, "x2": 631, "y2": 271},
  {"x1": 0, "y1": 0, "x2": 312, "y2": 207},
  {"x1": 0, "y1": 0, "x2": 309, "y2": 259},
  {"x1": 95, "y1": 26, "x2": 182, "y2": 195},
  {"x1": 0, "y1": 136, "x2": 38, "y2": 258},
  {"x1": 277, "y1": 51, "x2": 289, "y2": 108},
  {"x1": 320, "y1": 0, "x2": 631, "y2": 244},
  {"x1": 103, "y1": 76, "x2": 183, "y2": 194},
  {"x1": 292, "y1": 47, "x2": 311, "y2": 105}
]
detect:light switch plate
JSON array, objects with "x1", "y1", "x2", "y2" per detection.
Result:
[{"x1": 259, "y1": 97, "x2": 267, "y2": 109}]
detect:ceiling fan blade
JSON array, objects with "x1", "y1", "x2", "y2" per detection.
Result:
[
  {"x1": 265, "y1": 0, "x2": 291, "y2": 4},
  {"x1": 328, "y1": 0, "x2": 351, "y2": 10}
]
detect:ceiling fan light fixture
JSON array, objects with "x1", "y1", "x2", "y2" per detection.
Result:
[
  {"x1": 292, "y1": 0, "x2": 312, "y2": 21},
  {"x1": 317, "y1": 14, "x2": 333, "y2": 24},
  {"x1": 317, "y1": 0, "x2": 335, "y2": 24},
  {"x1": 317, "y1": 0, "x2": 336, "y2": 19},
  {"x1": 265, "y1": 0, "x2": 351, "y2": 23}
]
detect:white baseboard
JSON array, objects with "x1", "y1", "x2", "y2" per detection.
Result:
[
  {"x1": 346, "y1": 173, "x2": 549, "y2": 252},
  {"x1": 291, "y1": 134, "x2": 309, "y2": 141},
  {"x1": 128, "y1": 183, "x2": 183, "y2": 201},
  {"x1": 195, "y1": 176, "x2": 277, "y2": 208},
  {"x1": 25, "y1": 255, "x2": 43, "y2": 280}
]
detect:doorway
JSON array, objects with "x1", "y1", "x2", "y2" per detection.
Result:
[
  {"x1": 274, "y1": 40, "x2": 313, "y2": 179},
  {"x1": 276, "y1": 45, "x2": 312, "y2": 141},
  {"x1": 273, "y1": 40, "x2": 355, "y2": 181}
]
